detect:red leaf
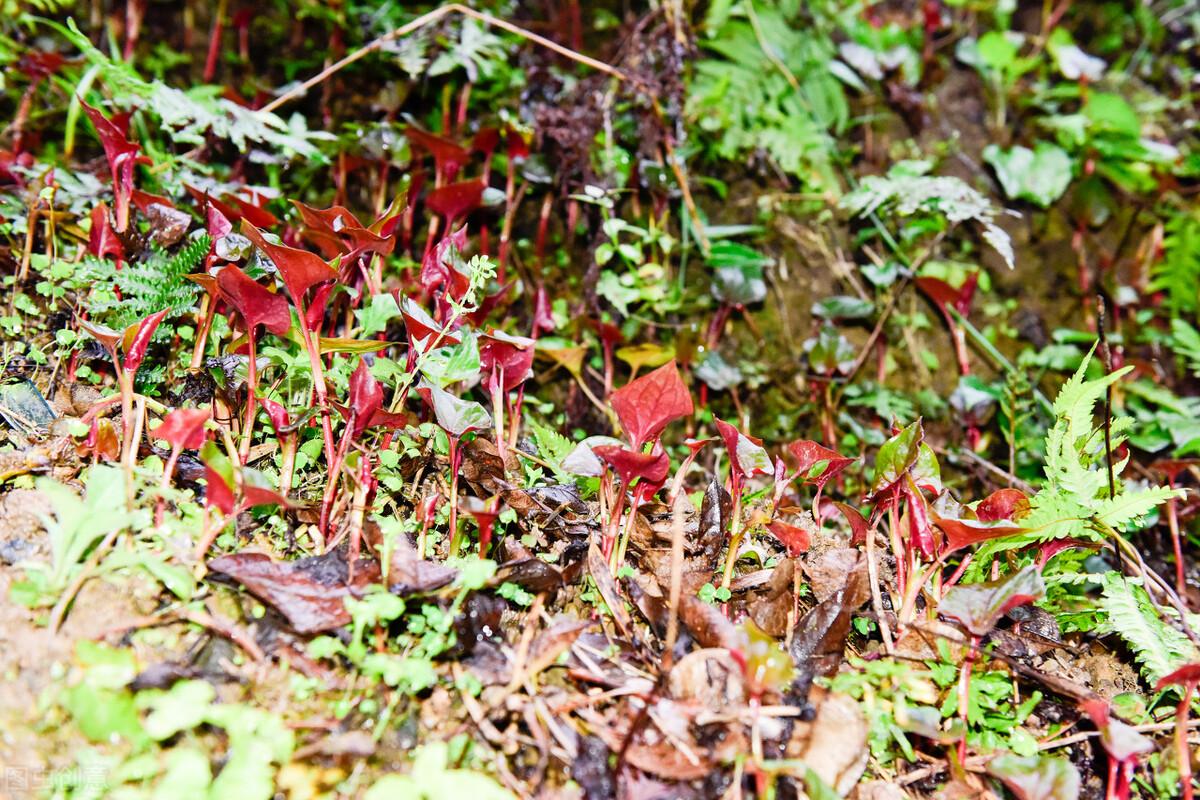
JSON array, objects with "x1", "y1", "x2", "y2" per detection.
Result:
[
  {"x1": 532, "y1": 283, "x2": 555, "y2": 335},
  {"x1": 833, "y1": 501, "x2": 870, "y2": 545},
  {"x1": 304, "y1": 283, "x2": 336, "y2": 332},
  {"x1": 766, "y1": 521, "x2": 811, "y2": 556},
  {"x1": 480, "y1": 330, "x2": 535, "y2": 394},
  {"x1": 87, "y1": 203, "x2": 124, "y2": 261},
  {"x1": 419, "y1": 225, "x2": 470, "y2": 298},
  {"x1": 609, "y1": 360, "x2": 693, "y2": 448},
  {"x1": 939, "y1": 565, "x2": 1045, "y2": 636},
  {"x1": 205, "y1": 462, "x2": 236, "y2": 515},
  {"x1": 348, "y1": 357, "x2": 383, "y2": 440},
  {"x1": 121, "y1": 309, "x2": 169, "y2": 373},
  {"x1": 258, "y1": 396, "x2": 291, "y2": 434},
  {"x1": 714, "y1": 417, "x2": 771, "y2": 485},
  {"x1": 82, "y1": 101, "x2": 147, "y2": 233},
  {"x1": 406, "y1": 126, "x2": 470, "y2": 179},
  {"x1": 788, "y1": 440, "x2": 855, "y2": 490},
  {"x1": 206, "y1": 204, "x2": 232, "y2": 240},
  {"x1": 1149, "y1": 459, "x2": 1199, "y2": 484},
  {"x1": 916, "y1": 273, "x2": 978, "y2": 317},
  {"x1": 1156, "y1": 663, "x2": 1200, "y2": 690},
  {"x1": 936, "y1": 517, "x2": 1025, "y2": 554},
  {"x1": 400, "y1": 295, "x2": 460, "y2": 351},
  {"x1": 241, "y1": 484, "x2": 289, "y2": 510},
  {"x1": 241, "y1": 220, "x2": 336, "y2": 308},
  {"x1": 216, "y1": 264, "x2": 292, "y2": 336},
  {"x1": 227, "y1": 193, "x2": 278, "y2": 229},
  {"x1": 426, "y1": 179, "x2": 485, "y2": 222},
  {"x1": 506, "y1": 128, "x2": 531, "y2": 160},
  {"x1": 292, "y1": 200, "x2": 393, "y2": 260},
  {"x1": 18, "y1": 51, "x2": 64, "y2": 79},
  {"x1": 150, "y1": 407, "x2": 210, "y2": 450},
  {"x1": 977, "y1": 488, "x2": 1031, "y2": 522},
  {"x1": 592, "y1": 444, "x2": 670, "y2": 489},
  {"x1": 472, "y1": 127, "x2": 500, "y2": 155}
]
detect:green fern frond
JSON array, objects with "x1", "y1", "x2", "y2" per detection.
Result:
[
  {"x1": 1098, "y1": 573, "x2": 1196, "y2": 685},
  {"x1": 1149, "y1": 212, "x2": 1200, "y2": 315},
  {"x1": 840, "y1": 161, "x2": 1014, "y2": 269},
  {"x1": 977, "y1": 352, "x2": 1181, "y2": 559},
  {"x1": 85, "y1": 234, "x2": 209, "y2": 331}
]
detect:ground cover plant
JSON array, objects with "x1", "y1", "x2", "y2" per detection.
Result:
[{"x1": 1, "y1": 1, "x2": 1200, "y2": 798}]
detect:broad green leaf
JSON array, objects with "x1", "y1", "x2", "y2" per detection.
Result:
[{"x1": 983, "y1": 142, "x2": 1073, "y2": 207}]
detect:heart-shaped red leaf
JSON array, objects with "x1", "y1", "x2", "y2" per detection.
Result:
[
  {"x1": 258, "y1": 396, "x2": 291, "y2": 434},
  {"x1": 216, "y1": 264, "x2": 292, "y2": 336},
  {"x1": 788, "y1": 440, "x2": 856, "y2": 490},
  {"x1": 150, "y1": 406, "x2": 211, "y2": 450},
  {"x1": 939, "y1": 565, "x2": 1045, "y2": 637},
  {"x1": 1156, "y1": 663, "x2": 1200, "y2": 690},
  {"x1": 347, "y1": 357, "x2": 383, "y2": 440},
  {"x1": 82, "y1": 101, "x2": 147, "y2": 232},
  {"x1": 936, "y1": 517, "x2": 1026, "y2": 554},
  {"x1": 241, "y1": 220, "x2": 336, "y2": 309},
  {"x1": 406, "y1": 126, "x2": 470, "y2": 179},
  {"x1": 120, "y1": 308, "x2": 169, "y2": 373},
  {"x1": 766, "y1": 520, "x2": 812, "y2": 556},
  {"x1": 426, "y1": 179, "x2": 485, "y2": 223},
  {"x1": 715, "y1": 417, "x2": 771, "y2": 486},
  {"x1": 592, "y1": 444, "x2": 670, "y2": 489},
  {"x1": 87, "y1": 203, "x2": 124, "y2": 261},
  {"x1": 480, "y1": 330, "x2": 535, "y2": 394},
  {"x1": 609, "y1": 360, "x2": 693, "y2": 448},
  {"x1": 976, "y1": 488, "x2": 1031, "y2": 522},
  {"x1": 916, "y1": 273, "x2": 978, "y2": 317},
  {"x1": 419, "y1": 225, "x2": 471, "y2": 298}
]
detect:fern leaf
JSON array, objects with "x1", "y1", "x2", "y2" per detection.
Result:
[
  {"x1": 1149, "y1": 212, "x2": 1200, "y2": 314},
  {"x1": 840, "y1": 163, "x2": 1015, "y2": 268},
  {"x1": 1099, "y1": 573, "x2": 1196, "y2": 685}
]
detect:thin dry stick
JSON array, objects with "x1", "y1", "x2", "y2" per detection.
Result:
[
  {"x1": 663, "y1": 494, "x2": 687, "y2": 670},
  {"x1": 50, "y1": 526, "x2": 122, "y2": 632},
  {"x1": 866, "y1": 528, "x2": 895, "y2": 655},
  {"x1": 258, "y1": 3, "x2": 709, "y2": 252}
]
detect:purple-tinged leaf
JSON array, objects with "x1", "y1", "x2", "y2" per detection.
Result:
[
  {"x1": 241, "y1": 220, "x2": 336, "y2": 307},
  {"x1": 216, "y1": 264, "x2": 292, "y2": 336},
  {"x1": 425, "y1": 382, "x2": 491, "y2": 437},
  {"x1": 121, "y1": 309, "x2": 169, "y2": 373},
  {"x1": 940, "y1": 565, "x2": 1045, "y2": 637},
  {"x1": 987, "y1": 754, "x2": 1081, "y2": 800}
]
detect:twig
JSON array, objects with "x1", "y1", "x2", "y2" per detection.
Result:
[
  {"x1": 866, "y1": 529, "x2": 895, "y2": 655},
  {"x1": 50, "y1": 527, "x2": 122, "y2": 633},
  {"x1": 663, "y1": 493, "x2": 686, "y2": 670}
]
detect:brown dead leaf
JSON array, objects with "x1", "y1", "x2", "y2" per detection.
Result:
[
  {"x1": 676, "y1": 591, "x2": 739, "y2": 651},
  {"x1": 587, "y1": 544, "x2": 632, "y2": 638},
  {"x1": 207, "y1": 549, "x2": 379, "y2": 634},
  {"x1": 747, "y1": 558, "x2": 797, "y2": 637},
  {"x1": 363, "y1": 520, "x2": 457, "y2": 594},
  {"x1": 668, "y1": 648, "x2": 746, "y2": 712},
  {"x1": 785, "y1": 687, "x2": 869, "y2": 795},
  {"x1": 804, "y1": 547, "x2": 869, "y2": 604}
]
